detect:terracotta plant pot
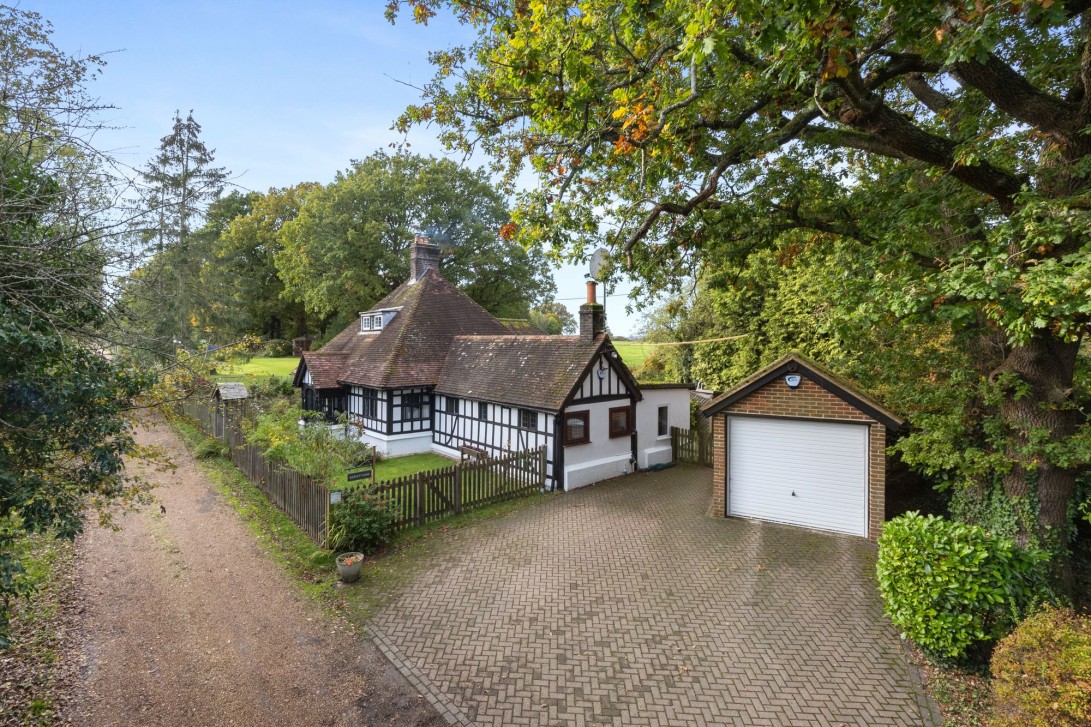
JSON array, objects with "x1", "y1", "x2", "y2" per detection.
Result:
[{"x1": 336, "y1": 552, "x2": 364, "y2": 583}]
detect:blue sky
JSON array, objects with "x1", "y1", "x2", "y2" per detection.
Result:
[{"x1": 23, "y1": 0, "x2": 644, "y2": 335}]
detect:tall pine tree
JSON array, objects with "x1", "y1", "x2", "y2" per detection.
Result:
[
  {"x1": 123, "y1": 111, "x2": 230, "y2": 354},
  {"x1": 139, "y1": 111, "x2": 228, "y2": 254}
]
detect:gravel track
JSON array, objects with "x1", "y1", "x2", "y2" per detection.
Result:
[{"x1": 65, "y1": 416, "x2": 441, "y2": 727}]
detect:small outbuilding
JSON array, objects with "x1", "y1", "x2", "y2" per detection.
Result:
[
  {"x1": 213, "y1": 382, "x2": 249, "y2": 404},
  {"x1": 701, "y1": 353, "x2": 904, "y2": 540}
]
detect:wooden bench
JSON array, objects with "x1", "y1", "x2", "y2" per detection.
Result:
[{"x1": 459, "y1": 445, "x2": 489, "y2": 462}]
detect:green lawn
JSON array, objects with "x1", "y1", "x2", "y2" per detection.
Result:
[
  {"x1": 613, "y1": 340, "x2": 654, "y2": 371},
  {"x1": 375, "y1": 453, "x2": 455, "y2": 483},
  {"x1": 339, "y1": 452, "x2": 456, "y2": 492},
  {"x1": 219, "y1": 356, "x2": 299, "y2": 378}
]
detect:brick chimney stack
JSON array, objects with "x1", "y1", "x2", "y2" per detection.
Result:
[
  {"x1": 579, "y1": 280, "x2": 606, "y2": 342},
  {"x1": 410, "y1": 235, "x2": 441, "y2": 281}
]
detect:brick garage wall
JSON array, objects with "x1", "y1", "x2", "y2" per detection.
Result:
[
  {"x1": 727, "y1": 376, "x2": 872, "y2": 422},
  {"x1": 707, "y1": 415, "x2": 726, "y2": 518},
  {"x1": 708, "y1": 375, "x2": 887, "y2": 540},
  {"x1": 868, "y1": 424, "x2": 886, "y2": 540}
]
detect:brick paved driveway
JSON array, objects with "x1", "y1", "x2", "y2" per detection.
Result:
[{"x1": 371, "y1": 466, "x2": 936, "y2": 726}]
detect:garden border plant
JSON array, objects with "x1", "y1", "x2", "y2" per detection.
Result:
[
  {"x1": 877, "y1": 512, "x2": 1055, "y2": 662},
  {"x1": 989, "y1": 605, "x2": 1091, "y2": 727}
]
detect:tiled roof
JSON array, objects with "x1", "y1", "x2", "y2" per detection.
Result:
[
  {"x1": 305, "y1": 269, "x2": 515, "y2": 390},
  {"x1": 299, "y1": 352, "x2": 349, "y2": 389},
  {"x1": 436, "y1": 335, "x2": 610, "y2": 412}
]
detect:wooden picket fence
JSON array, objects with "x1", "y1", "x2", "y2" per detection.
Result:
[
  {"x1": 176, "y1": 398, "x2": 329, "y2": 546},
  {"x1": 671, "y1": 425, "x2": 712, "y2": 467},
  {"x1": 372, "y1": 446, "x2": 547, "y2": 532},
  {"x1": 174, "y1": 398, "x2": 548, "y2": 542}
]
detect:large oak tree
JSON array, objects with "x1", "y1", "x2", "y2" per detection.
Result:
[
  {"x1": 389, "y1": 1, "x2": 1091, "y2": 548},
  {"x1": 275, "y1": 151, "x2": 555, "y2": 326}
]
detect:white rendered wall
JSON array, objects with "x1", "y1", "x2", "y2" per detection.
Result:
[
  {"x1": 562, "y1": 400, "x2": 633, "y2": 490},
  {"x1": 635, "y1": 388, "x2": 691, "y2": 468},
  {"x1": 355, "y1": 429, "x2": 433, "y2": 457}
]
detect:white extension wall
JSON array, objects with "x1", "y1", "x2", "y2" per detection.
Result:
[
  {"x1": 635, "y1": 387, "x2": 692, "y2": 468},
  {"x1": 561, "y1": 400, "x2": 633, "y2": 490}
]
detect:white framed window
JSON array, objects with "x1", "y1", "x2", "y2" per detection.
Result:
[
  {"x1": 657, "y1": 405, "x2": 669, "y2": 437},
  {"x1": 360, "y1": 315, "x2": 372, "y2": 331},
  {"x1": 372, "y1": 314, "x2": 382, "y2": 329}
]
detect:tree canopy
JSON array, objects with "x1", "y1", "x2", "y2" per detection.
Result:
[
  {"x1": 529, "y1": 300, "x2": 577, "y2": 334},
  {"x1": 389, "y1": 1, "x2": 1091, "y2": 553},
  {"x1": 275, "y1": 151, "x2": 555, "y2": 326},
  {"x1": 120, "y1": 112, "x2": 234, "y2": 356},
  {"x1": 0, "y1": 7, "x2": 151, "y2": 644},
  {"x1": 204, "y1": 184, "x2": 315, "y2": 342}
]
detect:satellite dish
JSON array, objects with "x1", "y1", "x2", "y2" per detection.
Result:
[{"x1": 589, "y1": 248, "x2": 607, "y2": 280}]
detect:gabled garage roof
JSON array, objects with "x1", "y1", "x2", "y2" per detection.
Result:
[{"x1": 700, "y1": 353, "x2": 905, "y2": 430}]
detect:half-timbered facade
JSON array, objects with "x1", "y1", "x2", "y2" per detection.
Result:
[
  {"x1": 432, "y1": 326, "x2": 642, "y2": 489},
  {"x1": 293, "y1": 237, "x2": 690, "y2": 489}
]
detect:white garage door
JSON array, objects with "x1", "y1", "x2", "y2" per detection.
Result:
[{"x1": 728, "y1": 416, "x2": 868, "y2": 536}]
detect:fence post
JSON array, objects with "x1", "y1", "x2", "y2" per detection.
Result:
[
  {"x1": 539, "y1": 446, "x2": 546, "y2": 489},
  {"x1": 698, "y1": 427, "x2": 708, "y2": 466},
  {"x1": 452, "y1": 465, "x2": 461, "y2": 515},
  {"x1": 323, "y1": 479, "x2": 330, "y2": 548},
  {"x1": 671, "y1": 427, "x2": 679, "y2": 462},
  {"x1": 415, "y1": 472, "x2": 425, "y2": 526}
]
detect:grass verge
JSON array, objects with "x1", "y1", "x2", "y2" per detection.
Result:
[
  {"x1": 173, "y1": 418, "x2": 335, "y2": 601},
  {"x1": 0, "y1": 533, "x2": 76, "y2": 727},
  {"x1": 170, "y1": 416, "x2": 552, "y2": 622}
]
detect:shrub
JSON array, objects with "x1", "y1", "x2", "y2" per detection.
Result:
[
  {"x1": 194, "y1": 437, "x2": 230, "y2": 460},
  {"x1": 328, "y1": 490, "x2": 394, "y2": 554},
  {"x1": 261, "y1": 338, "x2": 293, "y2": 357},
  {"x1": 991, "y1": 606, "x2": 1091, "y2": 726},
  {"x1": 244, "y1": 401, "x2": 372, "y2": 485},
  {"x1": 248, "y1": 376, "x2": 293, "y2": 399},
  {"x1": 876, "y1": 512, "x2": 1052, "y2": 661}
]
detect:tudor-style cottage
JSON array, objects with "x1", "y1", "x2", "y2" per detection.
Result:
[{"x1": 293, "y1": 237, "x2": 690, "y2": 490}]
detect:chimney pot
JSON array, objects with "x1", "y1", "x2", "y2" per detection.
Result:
[{"x1": 578, "y1": 283, "x2": 606, "y2": 343}]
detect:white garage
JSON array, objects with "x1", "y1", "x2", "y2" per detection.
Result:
[
  {"x1": 701, "y1": 353, "x2": 905, "y2": 540},
  {"x1": 728, "y1": 416, "x2": 869, "y2": 536}
]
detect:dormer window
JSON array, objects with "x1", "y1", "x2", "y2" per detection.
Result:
[
  {"x1": 360, "y1": 308, "x2": 400, "y2": 333},
  {"x1": 360, "y1": 313, "x2": 384, "y2": 333}
]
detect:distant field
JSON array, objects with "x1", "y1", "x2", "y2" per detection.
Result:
[
  {"x1": 613, "y1": 340, "x2": 654, "y2": 371},
  {"x1": 218, "y1": 356, "x2": 299, "y2": 379}
]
